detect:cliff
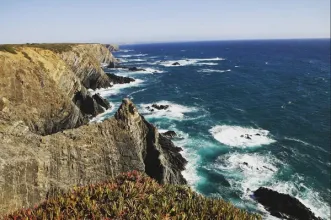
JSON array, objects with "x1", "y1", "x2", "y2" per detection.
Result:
[
  {"x1": 0, "y1": 44, "x2": 186, "y2": 215},
  {"x1": 0, "y1": 44, "x2": 117, "y2": 135}
]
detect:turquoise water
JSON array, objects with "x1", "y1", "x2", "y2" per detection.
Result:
[{"x1": 93, "y1": 40, "x2": 330, "y2": 219}]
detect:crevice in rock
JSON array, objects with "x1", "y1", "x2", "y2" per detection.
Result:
[{"x1": 143, "y1": 122, "x2": 164, "y2": 183}]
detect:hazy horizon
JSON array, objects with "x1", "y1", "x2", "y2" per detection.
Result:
[{"x1": 0, "y1": 0, "x2": 330, "y2": 44}]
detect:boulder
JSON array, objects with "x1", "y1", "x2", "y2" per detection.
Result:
[
  {"x1": 128, "y1": 67, "x2": 146, "y2": 71},
  {"x1": 172, "y1": 62, "x2": 180, "y2": 66},
  {"x1": 253, "y1": 187, "x2": 322, "y2": 220},
  {"x1": 92, "y1": 93, "x2": 111, "y2": 109},
  {"x1": 162, "y1": 130, "x2": 177, "y2": 139},
  {"x1": 151, "y1": 104, "x2": 169, "y2": 110},
  {"x1": 107, "y1": 62, "x2": 116, "y2": 68},
  {"x1": 107, "y1": 73, "x2": 135, "y2": 84}
]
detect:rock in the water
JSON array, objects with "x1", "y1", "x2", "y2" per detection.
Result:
[
  {"x1": 172, "y1": 62, "x2": 180, "y2": 66},
  {"x1": 73, "y1": 89, "x2": 106, "y2": 116},
  {"x1": 151, "y1": 104, "x2": 169, "y2": 110},
  {"x1": 253, "y1": 187, "x2": 322, "y2": 220},
  {"x1": 128, "y1": 67, "x2": 146, "y2": 71},
  {"x1": 162, "y1": 130, "x2": 177, "y2": 139},
  {"x1": 92, "y1": 93, "x2": 111, "y2": 109},
  {"x1": 107, "y1": 62, "x2": 116, "y2": 68},
  {"x1": 107, "y1": 73, "x2": 135, "y2": 84}
]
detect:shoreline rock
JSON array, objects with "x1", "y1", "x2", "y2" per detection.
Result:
[
  {"x1": 253, "y1": 187, "x2": 322, "y2": 220},
  {"x1": 161, "y1": 130, "x2": 177, "y2": 139}
]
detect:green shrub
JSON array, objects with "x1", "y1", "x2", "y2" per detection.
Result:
[
  {"x1": 3, "y1": 171, "x2": 260, "y2": 219},
  {"x1": 0, "y1": 45, "x2": 17, "y2": 54}
]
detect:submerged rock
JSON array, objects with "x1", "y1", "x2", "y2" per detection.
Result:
[
  {"x1": 172, "y1": 62, "x2": 180, "y2": 66},
  {"x1": 253, "y1": 187, "x2": 322, "y2": 220}
]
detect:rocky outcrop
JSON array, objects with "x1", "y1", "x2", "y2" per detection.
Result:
[
  {"x1": 59, "y1": 44, "x2": 118, "y2": 90},
  {"x1": 152, "y1": 104, "x2": 169, "y2": 110},
  {"x1": 0, "y1": 44, "x2": 187, "y2": 215},
  {"x1": 161, "y1": 130, "x2": 177, "y2": 139},
  {"x1": 253, "y1": 187, "x2": 322, "y2": 220},
  {"x1": 0, "y1": 98, "x2": 186, "y2": 215},
  {"x1": 106, "y1": 73, "x2": 135, "y2": 84},
  {"x1": 0, "y1": 44, "x2": 117, "y2": 135}
]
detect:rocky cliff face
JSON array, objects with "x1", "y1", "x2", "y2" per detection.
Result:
[
  {"x1": 59, "y1": 44, "x2": 117, "y2": 90},
  {"x1": 0, "y1": 44, "x2": 115, "y2": 135},
  {"x1": 0, "y1": 99, "x2": 186, "y2": 215},
  {"x1": 0, "y1": 45, "x2": 187, "y2": 215}
]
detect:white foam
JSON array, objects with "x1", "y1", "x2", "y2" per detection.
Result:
[
  {"x1": 101, "y1": 63, "x2": 109, "y2": 68},
  {"x1": 235, "y1": 65, "x2": 240, "y2": 68},
  {"x1": 88, "y1": 79, "x2": 144, "y2": 97},
  {"x1": 139, "y1": 101, "x2": 197, "y2": 120},
  {"x1": 194, "y1": 62, "x2": 218, "y2": 66},
  {"x1": 157, "y1": 57, "x2": 225, "y2": 67},
  {"x1": 214, "y1": 152, "x2": 279, "y2": 199},
  {"x1": 209, "y1": 125, "x2": 276, "y2": 148},
  {"x1": 118, "y1": 54, "x2": 148, "y2": 58},
  {"x1": 198, "y1": 69, "x2": 231, "y2": 73},
  {"x1": 181, "y1": 147, "x2": 201, "y2": 187},
  {"x1": 89, "y1": 107, "x2": 114, "y2": 123},
  {"x1": 268, "y1": 178, "x2": 330, "y2": 220},
  {"x1": 129, "y1": 58, "x2": 146, "y2": 62},
  {"x1": 120, "y1": 49, "x2": 134, "y2": 53}
]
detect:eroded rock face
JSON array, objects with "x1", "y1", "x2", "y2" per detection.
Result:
[
  {"x1": 253, "y1": 187, "x2": 322, "y2": 220},
  {"x1": 0, "y1": 99, "x2": 187, "y2": 215},
  {"x1": 59, "y1": 44, "x2": 117, "y2": 90}
]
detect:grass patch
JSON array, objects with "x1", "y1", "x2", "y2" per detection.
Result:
[
  {"x1": 3, "y1": 171, "x2": 260, "y2": 219},
  {"x1": 0, "y1": 45, "x2": 17, "y2": 54},
  {"x1": 25, "y1": 43, "x2": 76, "y2": 53}
]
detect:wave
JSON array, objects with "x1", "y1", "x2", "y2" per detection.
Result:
[
  {"x1": 198, "y1": 69, "x2": 231, "y2": 73},
  {"x1": 284, "y1": 137, "x2": 329, "y2": 153},
  {"x1": 120, "y1": 49, "x2": 134, "y2": 53},
  {"x1": 89, "y1": 107, "x2": 115, "y2": 123},
  {"x1": 157, "y1": 127, "x2": 200, "y2": 187},
  {"x1": 194, "y1": 62, "x2": 218, "y2": 66},
  {"x1": 214, "y1": 152, "x2": 279, "y2": 197},
  {"x1": 213, "y1": 151, "x2": 329, "y2": 219},
  {"x1": 118, "y1": 54, "x2": 148, "y2": 58},
  {"x1": 88, "y1": 79, "x2": 144, "y2": 97},
  {"x1": 129, "y1": 58, "x2": 146, "y2": 62},
  {"x1": 156, "y1": 57, "x2": 225, "y2": 67},
  {"x1": 268, "y1": 177, "x2": 330, "y2": 220},
  {"x1": 209, "y1": 125, "x2": 276, "y2": 148},
  {"x1": 139, "y1": 101, "x2": 198, "y2": 120}
]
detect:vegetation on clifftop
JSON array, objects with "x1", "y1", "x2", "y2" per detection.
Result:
[{"x1": 3, "y1": 171, "x2": 260, "y2": 220}]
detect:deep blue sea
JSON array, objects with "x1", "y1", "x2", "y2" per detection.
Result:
[{"x1": 93, "y1": 39, "x2": 330, "y2": 219}]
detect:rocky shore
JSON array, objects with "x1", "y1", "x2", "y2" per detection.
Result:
[{"x1": 0, "y1": 44, "x2": 186, "y2": 215}]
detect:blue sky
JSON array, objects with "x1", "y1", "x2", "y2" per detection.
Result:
[{"x1": 0, "y1": 0, "x2": 330, "y2": 44}]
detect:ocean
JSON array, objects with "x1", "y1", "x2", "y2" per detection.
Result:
[{"x1": 93, "y1": 39, "x2": 330, "y2": 219}]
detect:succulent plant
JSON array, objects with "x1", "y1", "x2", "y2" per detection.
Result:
[{"x1": 3, "y1": 171, "x2": 261, "y2": 220}]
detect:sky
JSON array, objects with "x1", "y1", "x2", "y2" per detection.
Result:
[{"x1": 0, "y1": 0, "x2": 330, "y2": 44}]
